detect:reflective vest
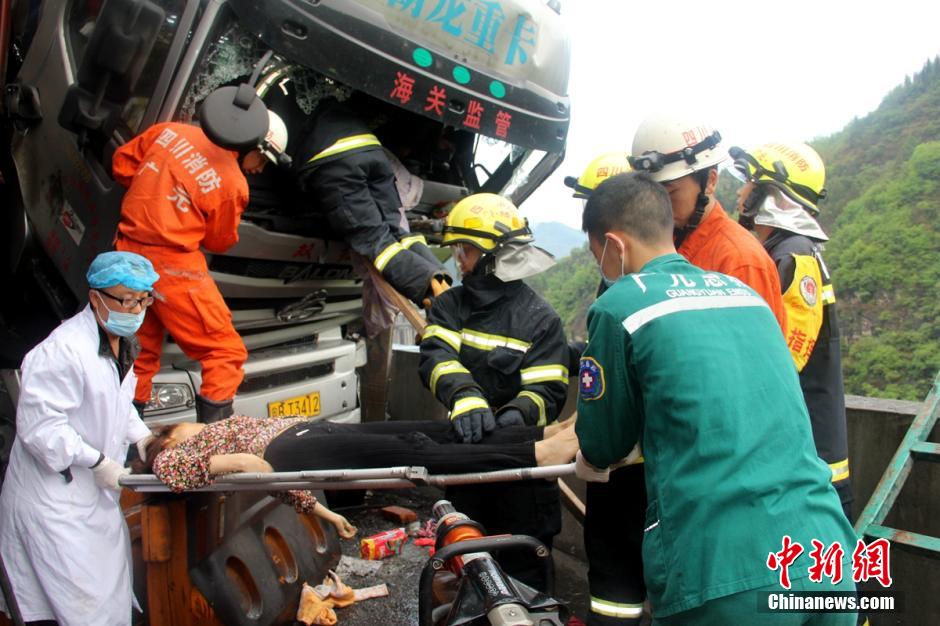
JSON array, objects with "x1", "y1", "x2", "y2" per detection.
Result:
[{"x1": 764, "y1": 230, "x2": 850, "y2": 488}]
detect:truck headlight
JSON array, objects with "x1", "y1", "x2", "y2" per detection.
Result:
[{"x1": 145, "y1": 383, "x2": 195, "y2": 412}]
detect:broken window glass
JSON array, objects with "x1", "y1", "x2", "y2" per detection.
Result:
[{"x1": 180, "y1": 21, "x2": 352, "y2": 121}]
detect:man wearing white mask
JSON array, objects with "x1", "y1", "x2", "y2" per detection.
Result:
[
  {"x1": 731, "y1": 142, "x2": 854, "y2": 520},
  {"x1": 0, "y1": 251, "x2": 159, "y2": 626}
]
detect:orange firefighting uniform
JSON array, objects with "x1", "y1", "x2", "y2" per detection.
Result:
[
  {"x1": 112, "y1": 122, "x2": 248, "y2": 404},
  {"x1": 678, "y1": 203, "x2": 788, "y2": 333}
]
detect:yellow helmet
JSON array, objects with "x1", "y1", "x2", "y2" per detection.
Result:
[
  {"x1": 442, "y1": 193, "x2": 533, "y2": 252},
  {"x1": 564, "y1": 152, "x2": 632, "y2": 198},
  {"x1": 730, "y1": 142, "x2": 827, "y2": 214}
]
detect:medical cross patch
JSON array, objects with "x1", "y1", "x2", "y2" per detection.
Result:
[{"x1": 579, "y1": 357, "x2": 605, "y2": 401}]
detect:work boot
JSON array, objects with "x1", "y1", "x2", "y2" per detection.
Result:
[{"x1": 195, "y1": 394, "x2": 234, "y2": 423}]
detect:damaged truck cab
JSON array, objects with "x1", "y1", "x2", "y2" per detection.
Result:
[{"x1": 0, "y1": 0, "x2": 570, "y2": 623}]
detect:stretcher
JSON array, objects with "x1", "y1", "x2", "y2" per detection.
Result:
[{"x1": 119, "y1": 462, "x2": 576, "y2": 492}]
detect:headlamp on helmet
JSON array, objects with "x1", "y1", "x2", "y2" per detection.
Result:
[
  {"x1": 442, "y1": 193, "x2": 533, "y2": 253},
  {"x1": 630, "y1": 114, "x2": 727, "y2": 183},
  {"x1": 564, "y1": 152, "x2": 633, "y2": 199},
  {"x1": 729, "y1": 142, "x2": 827, "y2": 215},
  {"x1": 629, "y1": 131, "x2": 722, "y2": 174}
]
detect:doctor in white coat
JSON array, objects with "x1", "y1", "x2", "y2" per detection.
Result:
[{"x1": 0, "y1": 251, "x2": 159, "y2": 625}]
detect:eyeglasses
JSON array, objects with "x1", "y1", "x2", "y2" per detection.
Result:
[{"x1": 96, "y1": 289, "x2": 154, "y2": 309}]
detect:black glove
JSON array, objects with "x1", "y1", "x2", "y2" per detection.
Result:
[
  {"x1": 451, "y1": 395, "x2": 496, "y2": 443},
  {"x1": 495, "y1": 408, "x2": 526, "y2": 429}
]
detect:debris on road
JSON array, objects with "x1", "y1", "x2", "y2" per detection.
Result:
[
  {"x1": 381, "y1": 505, "x2": 418, "y2": 524},
  {"x1": 360, "y1": 527, "x2": 407, "y2": 559},
  {"x1": 335, "y1": 555, "x2": 383, "y2": 578}
]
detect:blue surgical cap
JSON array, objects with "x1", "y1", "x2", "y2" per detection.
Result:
[{"x1": 86, "y1": 251, "x2": 159, "y2": 291}]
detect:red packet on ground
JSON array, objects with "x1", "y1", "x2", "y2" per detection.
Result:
[{"x1": 359, "y1": 528, "x2": 407, "y2": 560}]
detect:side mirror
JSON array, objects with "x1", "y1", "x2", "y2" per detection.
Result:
[
  {"x1": 58, "y1": 0, "x2": 165, "y2": 137},
  {"x1": 198, "y1": 84, "x2": 269, "y2": 152}
]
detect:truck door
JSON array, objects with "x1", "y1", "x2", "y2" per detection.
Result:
[{"x1": 7, "y1": 0, "x2": 195, "y2": 313}]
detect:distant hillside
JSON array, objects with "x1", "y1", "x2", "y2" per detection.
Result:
[
  {"x1": 812, "y1": 58, "x2": 940, "y2": 399},
  {"x1": 530, "y1": 57, "x2": 940, "y2": 400},
  {"x1": 527, "y1": 244, "x2": 597, "y2": 340},
  {"x1": 531, "y1": 221, "x2": 586, "y2": 259}
]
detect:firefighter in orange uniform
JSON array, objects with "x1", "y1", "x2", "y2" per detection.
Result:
[
  {"x1": 112, "y1": 113, "x2": 287, "y2": 422},
  {"x1": 629, "y1": 114, "x2": 788, "y2": 334}
]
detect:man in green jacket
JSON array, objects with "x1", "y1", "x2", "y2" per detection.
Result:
[{"x1": 575, "y1": 172, "x2": 858, "y2": 623}]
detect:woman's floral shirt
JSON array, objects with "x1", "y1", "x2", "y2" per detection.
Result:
[{"x1": 152, "y1": 415, "x2": 317, "y2": 513}]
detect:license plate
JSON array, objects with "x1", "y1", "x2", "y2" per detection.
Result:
[{"x1": 267, "y1": 391, "x2": 321, "y2": 418}]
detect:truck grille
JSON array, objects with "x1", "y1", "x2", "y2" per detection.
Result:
[
  {"x1": 210, "y1": 255, "x2": 358, "y2": 284},
  {"x1": 239, "y1": 362, "x2": 335, "y2": 394}
]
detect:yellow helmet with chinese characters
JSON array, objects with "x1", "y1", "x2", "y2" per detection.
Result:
[
  {"x1": 442, "y1": 193, "x2": 533, "y2": 252},
  {"x1": 564, "y1": 152, "x2": 632, "y2": 198},
  {"x1": 730, "y1": 142, "x2": 827, "y2": 214}
]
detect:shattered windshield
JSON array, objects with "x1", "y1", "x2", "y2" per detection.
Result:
[
  {"x1": 179, "y1": 18, "x2": 559, "y2": 203},
  {"x1": 180, "y1": 21, "x2": 350, "y2": 120}
]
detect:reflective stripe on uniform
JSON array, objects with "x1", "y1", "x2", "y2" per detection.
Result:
[
  {"x1": 517, "y1": 390, "x2": 546, "y2": 426},
  {"x1": 590, "y1": 597, "x2": 644, "y2": 618},
  {"x1": 307, "y1": 133, "x2": 381, "y2": 164},
  {"x1": 461, "y1": 328, "x2": 531, "y2": 353},
  {"x1": 520, "y1": 364, "x2": 569, "y2": 384},
  {"x1": 429, "y1": 360, "x2": 471, "y2": 395},
  {"x1": 400, "y1": 234, "x2": 428, "y2": 249},
  {"x1": 451, "y1": 395, "x2": 489, "y2": 418},
  {"x1": 821, "y1": 284, "x2": 836, "y2": 304},
  {"x1": 623, "y1": 294, "x2": 769, "y2": 334},
  {"x1": 423, "y1": 325, "x2": 462, "y2": 351},
  {"x1": 374, "y1": 242, "x2": 405, "y2": 271},
  {"x1": 829, "y1": 458, "x2": 850, "y2": 483}
]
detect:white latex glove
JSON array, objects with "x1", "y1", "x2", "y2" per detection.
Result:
[
  {"x1": 575, "y1": 450, "x2": 610, "y2": 483},
  {"x1": 92, "y1": 457, "x2": 130, "y2": 490},
  {"x1": 136, "y1": 434, "x2": 155, "y2": 463},
  {"x1": 611, "y1": 444, "x2": 643, "y2": 469}
]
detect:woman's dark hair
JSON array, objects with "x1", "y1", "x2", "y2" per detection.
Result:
[{"x1": 130, "y1": 424, "x2": 182, "y2": 474}]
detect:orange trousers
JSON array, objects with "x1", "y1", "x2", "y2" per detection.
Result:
[{"x1": 117, "y1": 241, "x2": 247, "y2": 403}]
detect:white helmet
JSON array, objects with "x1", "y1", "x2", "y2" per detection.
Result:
[
  {"x1": 260, "y1": 110, "x2": 288, "y2": 163},
  {"x1": 629, "y1": 114, "x2": 725, "y2": 183}
]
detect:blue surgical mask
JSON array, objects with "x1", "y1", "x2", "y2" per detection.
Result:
[
  {"x1": 94, "y1": 292, "x2": 145, "y2": 337},
  {"x1": 598, "y1": 238, "x2": 624, "y2": 287}
]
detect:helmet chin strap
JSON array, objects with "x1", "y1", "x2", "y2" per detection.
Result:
[{"x1": 674, "y1": 169, "x2": 713, "y2": 248}]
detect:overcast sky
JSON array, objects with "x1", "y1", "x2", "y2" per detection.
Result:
[{"x1": 522, "y1": 0, "x2": 940, "y2": 228}]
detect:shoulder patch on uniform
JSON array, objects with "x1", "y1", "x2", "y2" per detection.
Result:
[
  {"x1": 578, "y1": 357, "x2": 605, "y2": 401},
  {"x1": 799, "y1": 275, "x2": 818, "y2": 306}
]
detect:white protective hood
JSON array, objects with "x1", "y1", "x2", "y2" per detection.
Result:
[
  {"x1": 493, "y1": 240, "x2": 557, "y2": 281},
  {"x1": 755, "y1": 187, "x2": 829, "y2": 241}
]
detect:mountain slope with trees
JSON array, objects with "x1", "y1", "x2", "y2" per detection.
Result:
[{"x1": 530, "y1": 57, "x2": 940, "y2": 399}]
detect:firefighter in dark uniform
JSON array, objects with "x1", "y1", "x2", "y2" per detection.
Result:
[
  {"x1": 294, "y1": 98, "x2": 449, "y2": 304},
  {"x1": 732, "y1": 141, "x2": 853, "y2": 519},
  {"x1": 419, "y1": 193, "x2": 569, "y2": 590},
  {"x1": 565, "y1": 153, "x2": 647, "y2": 625}
]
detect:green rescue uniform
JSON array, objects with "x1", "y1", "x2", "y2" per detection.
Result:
[{"x1": 576, "y1": 253, "x2": 857, "y2": 621}]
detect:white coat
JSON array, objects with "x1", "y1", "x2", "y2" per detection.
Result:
[{"x1": 0, "y1": 305, "x2": 151, "y2": 625}]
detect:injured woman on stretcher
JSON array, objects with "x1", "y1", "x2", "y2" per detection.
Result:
[{"x1": 135, "y1": 415, "x2": 579, "y2": 540}]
